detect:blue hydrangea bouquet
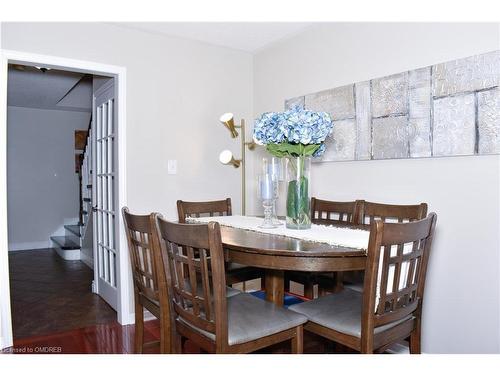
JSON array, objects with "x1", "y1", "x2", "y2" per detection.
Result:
[{"x1": 253, "y1": 107, "x2": 333, "y2": 229}]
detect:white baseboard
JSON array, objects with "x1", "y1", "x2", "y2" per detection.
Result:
[
  {"x1": 54, "y1": 247, "x2": 80, "y2": 260},
  {"x1": 8, "y1": 241, "x2": 51, "y2": 251}
]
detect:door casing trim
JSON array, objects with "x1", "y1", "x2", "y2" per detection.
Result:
[{"x1": 0, "y1": 49, "x2": 131, "y2": 349}]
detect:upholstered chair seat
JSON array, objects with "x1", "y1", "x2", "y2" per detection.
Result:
[
  {"x1": 179, "y1": 292, "x2": 307, "y2": 346},
  {"x1": 289, "y1": 289, "x2": 411, "y2": 337},
  {"x1": 343, "y1": 282, "x2": 364, "y2": 293}
]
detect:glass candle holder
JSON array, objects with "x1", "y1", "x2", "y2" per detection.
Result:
[
  {"x1": 258, "y1": 173, "x2": 278, "y2": 229},
  {"x1": 262, "y1": 157, "x2": 283, "y2": 225}
]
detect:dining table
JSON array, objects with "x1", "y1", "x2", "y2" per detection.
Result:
[{"x1": 218, "y1": 219, "x2": 370, "y2": 306}]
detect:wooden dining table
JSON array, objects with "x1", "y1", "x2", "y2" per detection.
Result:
[{"x1": 219, "y1": 222, "x2": 370, "y2": 306}]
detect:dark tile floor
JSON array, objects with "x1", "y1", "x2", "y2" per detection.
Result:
[{"x1": 8, "y1": 248, "x2": 117, "y2": 339}]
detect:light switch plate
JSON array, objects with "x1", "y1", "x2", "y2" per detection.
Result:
[{"x1": 167, "y1": 159, "x2": 177, "y2": 175}]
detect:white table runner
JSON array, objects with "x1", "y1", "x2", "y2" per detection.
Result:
[{"x1": 186, "y1": 215, "x2": 370, "y2": 251}]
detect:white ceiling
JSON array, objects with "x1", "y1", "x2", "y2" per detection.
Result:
[
  {"x1": 116, "y1": 22, "x2": 312, "y2": 52},
  {"x1": 7, "y1": 66, "x2": 92, "y2": 112}
]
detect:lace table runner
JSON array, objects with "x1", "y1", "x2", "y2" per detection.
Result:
[{"x1": 186, "y1": 215, "x2": 370, "y2": 251}]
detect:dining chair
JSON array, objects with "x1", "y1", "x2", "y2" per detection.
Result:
[
  {"x1": 285, "y1": 198, "x2": 362, "y2": 299},
  {"x1": 311, "y1": 197, "x2": 362, "y2": 225},
  {"x1": 341, "y1": 201, "x2": 429, "y2": 293},
  {"x1": 177, "y1": 198, "x2": 265, "y2": 289},
  {"x1": 289, "y1": 213, "x2": 437, "y2": 353},
  {"x1": 154, "y1": 218, "x2": 307, "y2": 353},
  {"x1": 122, "y1": 207, "x2": 173, "y2": 353},
  {"x1": 358, "y1": 200, "x2": 428, "y2": 225}
]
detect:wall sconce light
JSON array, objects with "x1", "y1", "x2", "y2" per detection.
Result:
[{"x1": 218, "y1": 113, "x2": 256, "y2": 215}]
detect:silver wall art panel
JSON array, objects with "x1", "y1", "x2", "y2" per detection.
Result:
[
  {"x1": 283, "y1": 50, "x2": 500, "y2": 162},
  {"x1": 371, "y1": 73, "x2": 408, "y2": 117},
  {"x1": 408, "y1": 118, "x2": 432, "y2": 158},
  {"x1": 408, "y1": 67, "x2": 432, "y2": 157},
  {"x1": 318, "y1": 119, "x2": 357, "y2": 161},
  {"x1": 433, "y1": 94, "x2": 476, "y2": 156},
  {"x1": 305, "y1": 85, "x2": 355, "y2": 120},
  {"x1": 433, "y1": 50, "x2": 500, "y2": 98},
  {"x1": 372, "y1": 116, "x2": 409, "y2": 159},
  {"x1": 477, "y1": 87, "x2": 500, "y2": 154},
  {"x1": 354, "y1": 81, "x2": 372, "y2": 160}
]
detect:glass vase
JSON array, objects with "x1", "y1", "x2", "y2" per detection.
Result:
[{"x1": 285, "y1": 155, "x2": 311, "y2": 229}]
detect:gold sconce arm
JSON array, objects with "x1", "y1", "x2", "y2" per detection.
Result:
[{"x1": 245, "y1": 141, "x2": 257, "y2": 150}]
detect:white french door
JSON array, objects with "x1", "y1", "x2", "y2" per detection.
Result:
[{"x1": 93, "y1": 80, "x2": 117, "y2": 309}]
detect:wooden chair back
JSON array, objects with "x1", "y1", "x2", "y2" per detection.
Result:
[
  {"x1": 361, "y1": 213, "x2": 437, "y2": 350},
  {"x1": 358, "y1": 201, "x2": 427, "y2": 225},
  {"x1": 177, "y1": 198, "x2": 232, "y2": 223},
  {"x1": 122, "y1": 207, "x2": 168, "y2": 310},
  {"x1": 155, "y1": 218, "x2": 228, "y2": 345},
  {"x1": 311, "y1": 197, "x2": 362, "y2": 225}
]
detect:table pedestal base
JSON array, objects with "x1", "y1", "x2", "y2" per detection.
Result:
[{"x1": 265, "y1": 270, "x2": 284, "y2": 306}]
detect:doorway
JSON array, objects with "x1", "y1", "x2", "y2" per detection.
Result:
[{"x1": 0, "y1": 50, "x2": 130, "y2": 349}]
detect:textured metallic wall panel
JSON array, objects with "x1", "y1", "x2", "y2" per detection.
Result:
[
  {"x1": 477, "y1": 87, "x2": 500, "y2": 154},
  {"x1": 372, "y1": 116, "x2": 409, "y2": 159},
  {"x1": 433, "y1": 94, "x2": 476, "y2": 156},
  {"x1": 371, "y1": 72, "x2": 408, "y2": 118},
  {"x1": 305, "y1": 85, "x2": 355, "y2": 120},
  {"x1": 355, "y1": 81, "x2": 372, "y2": 160},
  {"x1": 319, "y1": 119, "x2": 357, "y2": 162},
  {"x1": 408, "y1": 67, "x2": 432, "y2": 157},
  {"x1": 433, "y1": 50, "x2": 500, "y2": 97}
]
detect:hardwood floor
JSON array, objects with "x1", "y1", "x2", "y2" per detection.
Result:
[
  {"x1": 3, "y1": 319, "x2": 347, "y2": 354},
  {"x1": 8, "y1": 248, "x2": 117, "y2": 339},
  {"x1": 5, "y1": 248, "x2": 408, "y2": 354},
  {"x1": 4, "y1": 321, "x2": 156, "y2": 354}
]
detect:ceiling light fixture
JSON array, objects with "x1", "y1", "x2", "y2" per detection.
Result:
[{"x1": 35, "y1": 66, "x2": 51, "y2": 73}]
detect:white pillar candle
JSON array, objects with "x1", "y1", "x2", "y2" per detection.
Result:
[{"x1": 260, "y1": 174, "x2": 273, "y2": 200}]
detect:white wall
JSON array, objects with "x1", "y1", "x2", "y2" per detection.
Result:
[
  {"x1": 1, "y1": 22, "x2": 253, "y2": 219},
  {"x1": 7, "y1": 106, "x2": 89, "y2": 250},
  {"x1": 252, "y1": 23, "x2": 500, "y2": 353},
  {"x1": 1, "y1": 22, "x2": 253, "y2": 325}
]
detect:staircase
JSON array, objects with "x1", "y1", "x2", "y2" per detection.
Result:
[
  {"x1": 51, "y1": 117, "x2": 93, "y2": 262},
  {"x1": 52, "y1": 225, "x2": 82, "y2": 260}
]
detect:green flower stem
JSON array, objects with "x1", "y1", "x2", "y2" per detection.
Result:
[{"x1": 286, "y1": 155, "x2": 311, "y2": 230}]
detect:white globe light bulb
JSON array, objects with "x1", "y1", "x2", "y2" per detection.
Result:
[
  {"x1": 219, "y1": 150, "x2": 233, "y2": 164},
  {"x1": 219, "y1": 113, "x2": 234, "y2": 123}
]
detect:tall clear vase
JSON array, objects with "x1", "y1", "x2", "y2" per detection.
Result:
[{"x1": 285, "y1": 155, "x2": 311, "y2": 230}]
